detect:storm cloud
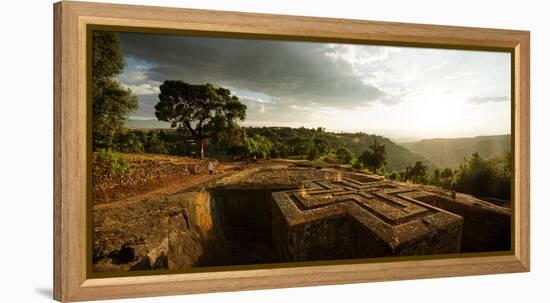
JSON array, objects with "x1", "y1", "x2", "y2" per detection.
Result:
[{"x1": 118, "y1": 32, "x2": 387, "y2": 108}]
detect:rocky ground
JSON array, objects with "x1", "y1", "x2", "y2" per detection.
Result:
[
  {"x1": 91, "y1": 153, "x2": 511, "y2": 273},
  {"x1": 93, "y1": 153, "x2": 239, "y2": 205},
  {"x1": 91, "y1": 154, "x2": 308, "y2": 272}
]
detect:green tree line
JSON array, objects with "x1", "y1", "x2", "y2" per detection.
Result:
[{"x1": 387, "y1": 152, "x2": 511, "y2": 201}]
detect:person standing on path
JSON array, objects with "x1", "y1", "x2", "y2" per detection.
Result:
[{"x1": 207, "y1": 160, "x2": 215, "y2": 174}]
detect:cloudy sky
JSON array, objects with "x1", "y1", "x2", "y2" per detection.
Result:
[{"x1": 115, "y1": 31, "x2": 511, "y2": 140}]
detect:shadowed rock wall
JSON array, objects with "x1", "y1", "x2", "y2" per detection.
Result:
[
  {"x1": 93, "y1": 192, "x2": 230, "y2": 272},
  {"x1": 409, "y1": 193, "x2": 511, "y2": 252},
  {"x1": 210, "y1": 187, "x2": 296, "y2": 264}
]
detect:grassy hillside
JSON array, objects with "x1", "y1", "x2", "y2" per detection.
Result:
[
  {"x1": 245, "y1": 127, "x2": 436, "y2": 172},
  {"x1": 400, "y1": 135, "x2": 511, "y2": 169}
]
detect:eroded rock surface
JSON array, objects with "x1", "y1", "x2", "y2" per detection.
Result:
[
  {"x1": 92, "y1": 164, "x2": 511, "y2": 273},
  {"x1": 93, "y1": 191, "x2": 229, "y2": 272}
]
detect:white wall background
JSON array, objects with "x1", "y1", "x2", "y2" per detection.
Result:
[{"x1": 0, "y1": 0, "x2": 547, "y2": 302}]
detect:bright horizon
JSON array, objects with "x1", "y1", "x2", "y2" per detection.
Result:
[{"x1": 116, "y1": 32, "x2": 511, "y2": 140}]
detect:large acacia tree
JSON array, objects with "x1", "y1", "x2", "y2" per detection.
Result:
[{"x1": 155, "y1": 81, "x2": 247, "y2": 159}]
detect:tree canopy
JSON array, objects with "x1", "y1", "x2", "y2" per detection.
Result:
[
  {"x1": 92, "y1": 31, "x2": 138, "y2": 149},
  {"x1": 358, "y1": 137, "x2": 387, "y2": 174},
  {"x1": 155, "y1": 81, "x2": 247, "y2": 159},
  {"x1": 406, "y1": 161, "x2": 428, "y2": 183},
  {"x1": 335, "y1": 147, "x2": 354, "y2": 164},
  {"x1": 453, "y1": 152, "x2": 511, "y2": 200}
]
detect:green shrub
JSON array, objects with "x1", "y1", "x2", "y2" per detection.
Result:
[
  {"x1": 335, "y1": 147, "x2": 354, "y2": 164},
  {"x1": 115, "y1": 131, "x2": 144, "y2": 153},
  {"x1": 453, "y1": 152, "x2": 510, "y2": 200},
  {"x1": 407, "y1": 161, "x2": 428, "y2": 183},
  {"x1": 352, "y1": 161, "x2": 363, "y2": 169},
  {"x1": 270, "y1": 149, "x2": 280, "y2": 159},
  {"x1": 95, "y1": 149, "x2": 131, "y2": 176},
  {"x1": 145, "y1": 131, "x2": 169, "y2": 154},
  {"x1": 307, "y1": 148, "x2": 318, "y2": 161}
]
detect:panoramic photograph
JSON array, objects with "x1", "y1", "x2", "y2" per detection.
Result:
[{"x1": 91, "y1": 30, "x2": 512, "y2": 274}]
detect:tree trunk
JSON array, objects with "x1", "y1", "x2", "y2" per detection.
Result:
[{"x1": 197, "y1": 138, "x2": 205, "y2": 159}]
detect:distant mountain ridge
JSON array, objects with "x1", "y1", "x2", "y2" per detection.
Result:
[
  {"x1": 126, "y1": 118, "x2": 170, "y2": 129},
  {"x1": 399, "y1": 135, "x2": 511, "y2": 169}
]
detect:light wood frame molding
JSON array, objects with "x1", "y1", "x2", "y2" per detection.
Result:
[{"x1": 53, "y1": 1, "x2": 530, "y2": 301}]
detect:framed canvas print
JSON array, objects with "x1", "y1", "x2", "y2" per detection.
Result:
[{"x1": 53, "y1": 1, "x2": 530, "y2": 302}]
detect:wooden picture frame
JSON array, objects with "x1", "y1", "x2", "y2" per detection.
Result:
[{"x1": 53, "y1": 1, "x2": 530, "y2": 301}]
